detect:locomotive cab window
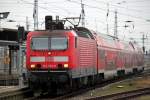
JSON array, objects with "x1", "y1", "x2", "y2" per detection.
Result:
[
  {"x1": 31, "y1": 37, "x2": 49, "y2": 50},
  {"x1": 51, "y1": 37, "x2": 68, "y2": 50},
  {"x1": 31, "y1": 37, "x2": 68, "y2": 50}
]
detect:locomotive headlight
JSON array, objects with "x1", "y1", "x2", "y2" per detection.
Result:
[
  {"x1": 64, "y1": 64, "x2": 68, "y2": 68},
  {"x1": 31, "y1": 64, "x2": 35, "y2": 68}
]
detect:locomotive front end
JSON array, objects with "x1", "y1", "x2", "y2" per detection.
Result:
[
  {"x1": 28, "y1": 36, "x2": 69, "y2": 70},
  {"x1": 26, "y1": 30, "x2": 76, "y2": 94}
]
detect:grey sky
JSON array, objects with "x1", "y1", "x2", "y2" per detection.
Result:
[{"x1": 0, "y1": 0, "x2": 150, "y2": 50}]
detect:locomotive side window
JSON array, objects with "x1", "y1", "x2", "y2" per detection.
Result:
[{"x1": 76, "y1": 31, "x2": 94, "y2": 39}]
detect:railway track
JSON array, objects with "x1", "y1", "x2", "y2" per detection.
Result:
[
  {"x1": 87, "y1": 87, "x2": 150, "y2": 100},
  {"x1": 28, "y1": 78, "x2": 128, "y2": 100},
  {"x1": 0, "y1": 70, "x2": 149, "y2": 100},
  {"x1": 35, "y1": 70, "x2": 150, "y2": 100},
  {"x1": 0, "y1": 87, "x2": 32, "y2": 100}
]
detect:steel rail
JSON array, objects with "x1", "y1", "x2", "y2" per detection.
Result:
[
  {"x1": 0, "y1": 87, "x2": 32, "y2": 100},
  {"x1": 86, "y1": 87, "x2": 150, "y2": 100},
  {"x1": 38, "y1": 70, "x2": 150, "y2": 100}
]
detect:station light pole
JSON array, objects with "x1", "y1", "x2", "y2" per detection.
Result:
[
  {"x1": 17, "y1": 26, "x2": 26, "y2": 88},
  {"x1": 106, "y1": 3, "x2": 109, "y2": 34},
  {"x1": 114, "y1": 1, "x2": 127, "y2": 38},
  {"x1": 81, "y1": 0, "x2": 85, "y2": 27},
  {"x1": 33, "y1": 0, "x2": 38, "y2": 30},
  {"x1": 114, "y1": 9, "x2": 118, "y2": 38}
]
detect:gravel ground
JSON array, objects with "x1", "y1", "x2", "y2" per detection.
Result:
[{"x1": 67, "y1": 74, "x2": 150, "y2": 100}]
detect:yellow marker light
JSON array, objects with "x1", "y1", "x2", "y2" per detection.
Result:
[
  {"x1": 31, "y1": 64, "x2": 36, "y2": 68},
  {"x1": 64, "y1": 64, "x2": 68, "y2": 68}
]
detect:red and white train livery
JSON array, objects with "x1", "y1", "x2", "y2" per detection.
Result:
[{"x1": 26, "y1": 16, "x2": 144, "y2": 93}]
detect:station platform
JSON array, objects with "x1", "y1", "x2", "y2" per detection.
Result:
[
  {"x1": 0, "y1": 86, "x2": 19, "y2": 94},
  {"x1": 0, "y1": 74, "x2": 19, "y2": 85},
  {"x1": 0, "y1": 85, "x2": 28, "y2": 94},
  {"x1": 0, "y1": 86, "x2": 27, "y2": 94},
  {"x1": 0, "y1": 85, "x2": 29, "y2": 100}
]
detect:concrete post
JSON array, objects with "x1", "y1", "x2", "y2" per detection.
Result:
[{"x1": 18, "y1": 43, "x2": 24, "y2": 88}]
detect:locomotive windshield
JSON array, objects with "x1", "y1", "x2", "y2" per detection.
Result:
[{"x1": 31, "y1": 37, "x2": 68, "y2": 50}]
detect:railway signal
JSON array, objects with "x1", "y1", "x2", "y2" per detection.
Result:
[{"x1": 17, "y1": 26, "x2": 25, "y2": 43}]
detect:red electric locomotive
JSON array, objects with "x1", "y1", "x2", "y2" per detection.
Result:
[{"x1": 26, "y1": 16, "x2": 144, "y2": 94}]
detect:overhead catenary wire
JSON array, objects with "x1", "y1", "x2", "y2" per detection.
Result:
[
  {"x1": 67, "y1": 0, "x2": 149, "y2": 21},
  {"x1": 20, "y1": 0, "x2": 68, "y2": 17},
  {"x1": 1, "y1": 1, "x2": 150, "y2": 29},
  {"x1": 91, "y1": 0, "x2": 150, "y2": 13},
  {"x1": 124, "y1": 0, "x2": 150, "y2": 3},
  {"x1": 1, "y1": 0, "x2": 150, "y2": 21},
  {"x1": 2, "y1": 0, "x2": 149, "y2": 26}
]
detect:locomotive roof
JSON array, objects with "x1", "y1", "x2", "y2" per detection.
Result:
[
  {"x1": 27, "y1": 29, "x2": 77, "y2": 37},
  {"x1": 27, "y1": 28, "x2": 142, "y2": 53},
  {"x1": 28, "y1": 27, "x2": 95, "y2": 39}
]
